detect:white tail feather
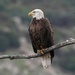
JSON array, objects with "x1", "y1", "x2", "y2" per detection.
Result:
[{"x1": 41, "y1": 53, "x2": 51, "y2": 69}]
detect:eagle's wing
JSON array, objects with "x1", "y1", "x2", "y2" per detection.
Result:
[
  {"x1": 44, "y1": 18, "x2": 54, "y2": 58},
  {"x1": 28, "y1": 28, "x2": 37, "y2": 53}
]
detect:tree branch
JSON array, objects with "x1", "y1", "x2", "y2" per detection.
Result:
[{"x1": 0, "y1": 38, "x2": 75, "y2": 60}]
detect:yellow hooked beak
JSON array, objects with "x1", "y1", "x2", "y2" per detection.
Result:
[{"x1": 28, "y1": 11, "x2": 34, "y2": 16}]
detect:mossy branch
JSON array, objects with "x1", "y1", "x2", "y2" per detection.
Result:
[{"x1": 0, "y1": 38, "x2": 75, "y2": 60}]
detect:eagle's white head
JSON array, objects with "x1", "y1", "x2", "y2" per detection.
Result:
[{"x1": 28, "y1": 9, "x2": 44, "y2": 20}]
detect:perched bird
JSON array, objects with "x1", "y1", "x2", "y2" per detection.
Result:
[{"x1": 28, "y1": 9, "x2": 54, "y2": 69}]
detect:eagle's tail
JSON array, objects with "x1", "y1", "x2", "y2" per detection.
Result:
[{"x1": 41, "y1": 53, "x2": 51, "y2": 69}]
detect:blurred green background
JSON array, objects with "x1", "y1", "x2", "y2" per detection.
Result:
[{"x1": 0, "y1": 0, "x2": 75, "y2": 75}]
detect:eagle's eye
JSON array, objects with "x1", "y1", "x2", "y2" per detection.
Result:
[{"x1": 33, "y1": 11, "x2": 36, "y2": 13}]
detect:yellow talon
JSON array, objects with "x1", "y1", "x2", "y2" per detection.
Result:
[
  {"x1": 40, "y1": 49, "x2": 44, "y2": 54},
  {"x1": 38, "y1": 49, "x2": 45, "y2": 54}
]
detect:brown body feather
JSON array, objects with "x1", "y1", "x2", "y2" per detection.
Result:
[{"x1": 28, "y1": 18, "x2": 54, "y2": 63}]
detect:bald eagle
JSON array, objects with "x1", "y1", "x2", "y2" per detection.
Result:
[{"x1": 28, "y1": 9, "x2": 54, "y2": 69}]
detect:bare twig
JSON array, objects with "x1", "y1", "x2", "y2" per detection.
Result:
[{"x1": 0, "y1": 38, "x2": 75, "y2": 60}]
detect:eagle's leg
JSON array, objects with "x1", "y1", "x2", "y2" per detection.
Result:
[
  {"x1": 38, "y1": 46, "x2": 45, "y2": 54},
  {"x1": 38, "y1": 49, "x2": 45, "y2": 54},
  {"x1": 41, "y1": 49, "x2": 45, "y2": 54}
]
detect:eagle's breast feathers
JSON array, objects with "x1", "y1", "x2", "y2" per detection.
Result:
[{"x1": 29, "y1": 18, "x2": 54, "y2": 54}]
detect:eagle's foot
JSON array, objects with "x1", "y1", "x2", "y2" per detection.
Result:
[{"x1": 38, "y1": 49, "x2": 45, "y2": 54}]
